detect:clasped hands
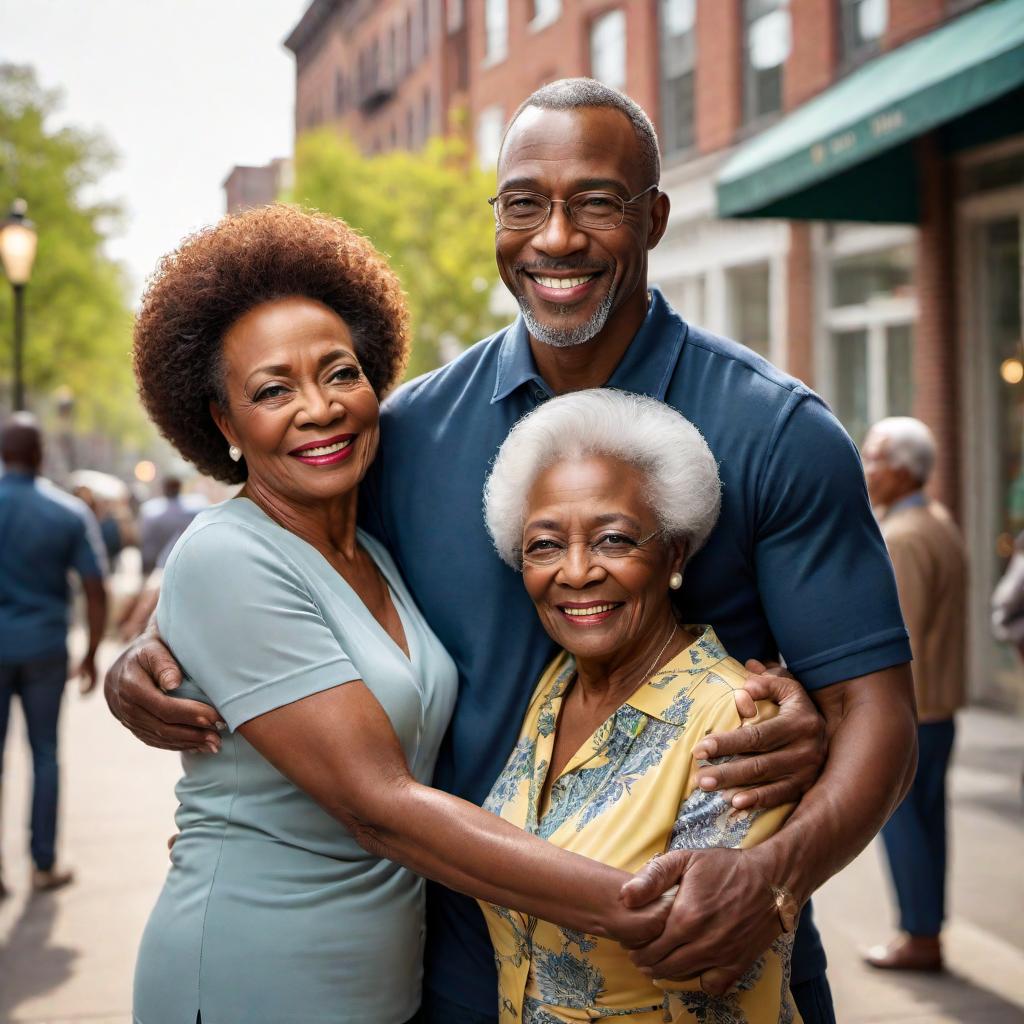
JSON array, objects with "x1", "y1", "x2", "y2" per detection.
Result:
[
  {"x1": 611, "y1": 660, "x2": 825, "y2": 996},
  {"x1": 107, "y1": 637, "x2": 826, "y2": 997}
]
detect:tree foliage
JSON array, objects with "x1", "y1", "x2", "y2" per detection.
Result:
[
  {"x1": 289, "y1": 126, "x2": 505, "y2": 380},
  {"x1": 0, "y1": 64, "x2": 140, "y2": 437}
]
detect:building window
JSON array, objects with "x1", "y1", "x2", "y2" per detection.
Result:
[
  {"x1": 476, "y1": 105, "x2": 505, "y2": 168},
  {"x1": 530, "y1": 0, "x2": 561, "y2": 29},
  {"x1": 826, "y1": 244, "x2": 916, "y2": 444},
  {"x1": 590, "y1": 9, "x2": 627, "y2": 91},
  {"x1": 423, "y1": 88, "x2": 433, "y2": 141},
  {"x1": 485, "y1": 0, "x2": 509, "y2": 63},
  {"x1": 660, "y1": 0, "x2": 697, "y2": 155},
  {"x1": 743, "y1": 0, "x2": 790, "y2": 124},
  {"x1": 421, "y1": 0, "x2": 432, "y2": 53},
  {"x1": 839, "y1": 0, "x2": 887, "y2": 68},
  {"x1": 726, "y1": 263, "x2": 771, "y2": 358},
  {"x1": 334, "y1": 71, "x2": 346, "y2": 116}
]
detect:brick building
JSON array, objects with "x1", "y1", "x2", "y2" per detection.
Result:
[
  {"x1": 284, "y1": 0, "x2": 1024, "y2": 708},
  {"x1": 284, "y1": 0, "x2": 468, "y2": 153},
  {"x1": 223, "y1": 158, "x2": 292, "y2": 214}
]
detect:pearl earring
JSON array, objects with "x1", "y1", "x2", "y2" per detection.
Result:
[
  {"x1": 669, "y1": 572, "x2": 683, "y2": 590},
  {"x1": 228, "y1": 445, "x2": 242, "y2": 463}
]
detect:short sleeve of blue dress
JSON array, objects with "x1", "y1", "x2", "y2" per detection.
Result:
[{"x1": 157, "y1": 517, "x2": 362, "y2": 730}]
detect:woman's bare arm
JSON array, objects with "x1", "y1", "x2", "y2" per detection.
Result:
[{"x1": 240, "y1": 679, "x2": 670, "y2": 945}]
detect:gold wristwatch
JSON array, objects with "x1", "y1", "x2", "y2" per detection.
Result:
[{"x1": 770, "y1": 885, "x2": 799, "y2": 934}]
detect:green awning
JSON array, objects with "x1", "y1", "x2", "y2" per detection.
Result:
[{"x1": 717, "y1": 0, "x2": 1024, "y2": 222}]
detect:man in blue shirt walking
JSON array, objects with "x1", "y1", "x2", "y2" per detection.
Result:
[
  {"x1": 0, "y1": 414, "x2": 107, "y2": 895},
  {"x1": 105, "y1": 81, "x2": 916, "y2": 1023}
]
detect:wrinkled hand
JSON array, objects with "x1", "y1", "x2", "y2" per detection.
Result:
[
  {"x1": 691, "y1": 661, "x2": 826, "y2": 811},
  {"x1": 74, "y1": 654, "x2": 99, "y2": 695},
  {"x1": 619, "y1": 848, "x2": 783, "y2": 993},
  {"x1": 104, "y1": 629, "x2": 223, "y2": 753}
]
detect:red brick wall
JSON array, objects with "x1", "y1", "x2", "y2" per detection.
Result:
[
  {"x1": 695, "y1": 0, "x2": 741, "y2": 153},
  {"x1": 785, "y1": 223, "x2": 815, "y2": 388},
  {"x1": 912, "y1": 133, "x2": 959, "y2": 518},
  {"x1": 885, "y1": 0, "x2": 946, "y2": 50},
  {"x1": 785, "y1": 0, "x2": 837, "y2": 109}
]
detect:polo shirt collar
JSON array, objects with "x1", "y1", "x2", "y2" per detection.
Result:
[{"x1": 490, "y1": 286, "x2": 687, "y2": 405}]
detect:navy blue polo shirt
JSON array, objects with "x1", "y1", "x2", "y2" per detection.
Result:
[
  {"x1": 360, "y1": 288, "x2": 910, "y2": 1013},
  {"x1": 0, "y1": 470, "x2": 106, "y2": 661}
]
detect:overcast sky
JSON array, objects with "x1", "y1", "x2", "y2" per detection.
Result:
[{"x1": 1, "y1": 0, "x2": 311, "y2": 302}]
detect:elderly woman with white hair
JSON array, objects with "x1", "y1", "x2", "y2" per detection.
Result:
[{"x1": 479, "y1": 389, "x2": 800, "y2": 1024}]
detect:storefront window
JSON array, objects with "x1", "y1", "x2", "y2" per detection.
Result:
[
  {"x1": 825, "y1": 244, "x2": 916, "y2": 444},
  {"x1": 831, "y1": 244, "x2": 913, "y2": 306},
  {"x1": 727, "y1": 263, "x2": 771, "y2": 357}
]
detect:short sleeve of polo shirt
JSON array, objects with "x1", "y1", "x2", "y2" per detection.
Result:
[
  {"x1": 754, "y1": 393, "x2": 911, "y2": 688},
  {"x1": 156, "y1": 522, "x2": 361, "y2": 731}
]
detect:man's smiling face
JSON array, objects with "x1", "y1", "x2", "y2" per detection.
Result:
[{"x1": 494, "y1": 105, "x2": 666, "y2": 350}]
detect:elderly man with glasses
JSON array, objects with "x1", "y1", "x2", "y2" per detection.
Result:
[{"x1": 105, "y1": 78, "x2": 915, "y2": 1024}]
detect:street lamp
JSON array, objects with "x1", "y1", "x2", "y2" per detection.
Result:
[{"x1": 0, "y1": 199, "x2": 39, "y2": 411}]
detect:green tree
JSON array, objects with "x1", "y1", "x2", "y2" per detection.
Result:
[
  {"x1": 0, "y1": 64, "x2": 139, "y2": 437},
  {"x1": 289, "y1": 126, "x2": 505, "y2": 380}
]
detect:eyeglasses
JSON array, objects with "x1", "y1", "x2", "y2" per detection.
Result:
[
  {"x1": 521, "y1": 529, "x2": 662, "y2": 568},
  {"x1": 488, "y1": 185, "x2": 659, "y2": 232}
]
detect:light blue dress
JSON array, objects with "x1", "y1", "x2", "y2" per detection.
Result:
[{"x1": 133, "y1": 498, "x2": 458, "y2": 1024}]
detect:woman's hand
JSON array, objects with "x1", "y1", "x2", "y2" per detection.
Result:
[{"x1": 611, "y1": 882, "x2": 677, "y2": 949}]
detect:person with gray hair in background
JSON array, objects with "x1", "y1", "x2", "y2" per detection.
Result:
[{"x1": 860, "y1": 417, "x2": 967, "y2": 973}]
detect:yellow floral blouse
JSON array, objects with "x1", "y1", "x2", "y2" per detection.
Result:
[{"x1": 479, "y1": 626, "x2": 801, "y2": 1024}]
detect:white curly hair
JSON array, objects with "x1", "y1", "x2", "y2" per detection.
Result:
[{"x1": 483, "y1": 389, "x2": 721, "y2": 568}]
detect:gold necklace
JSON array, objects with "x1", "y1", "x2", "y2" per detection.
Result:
[{"x1": 640, "y1": 622, "x2": 679, "y2": 684}]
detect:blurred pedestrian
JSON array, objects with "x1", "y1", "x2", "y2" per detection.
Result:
[
  {"x1": 992, "y1": 531, "x2": 1024, "y2": 659},
  {"x1": 138, "y1": 476, "x2": 198, "y2": 576},
  {"x1": 0, "y1": 414, "x2": 108, "y2": 895},
  {"x1": 861, "y1": 417, "x2": 967, "y2": 972}
]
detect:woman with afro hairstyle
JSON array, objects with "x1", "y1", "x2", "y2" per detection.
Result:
[{"x1": 130, "y1": 205, "x2": 670, "y2": 1024}]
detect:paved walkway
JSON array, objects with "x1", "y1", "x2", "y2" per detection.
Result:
[{"x1": 1, "y1": 641, "x2": 1022, "y2": 1022}]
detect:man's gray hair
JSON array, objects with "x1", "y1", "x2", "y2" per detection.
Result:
[
  {"x1": 484, "y1": 389, "x2": 720, "y2": 568},
  {"x1": 870, "y1": 416, "x2": 936, "y2": 485},
  {"x1": 503, "y1": 78, "x2": 661, "y2": 188}
]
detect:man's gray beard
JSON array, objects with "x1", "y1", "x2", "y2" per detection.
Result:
[{"x1": 517, "y1": 284, "x2": 616, "y2": 349}]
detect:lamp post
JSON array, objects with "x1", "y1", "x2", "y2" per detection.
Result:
[{"x1": 0, "y1": 199, "x2": 39, "y2": 411}]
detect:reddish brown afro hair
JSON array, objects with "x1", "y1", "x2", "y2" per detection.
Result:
[{"x1": 133, "y1": 204, "x2": 410, "y2": 484}]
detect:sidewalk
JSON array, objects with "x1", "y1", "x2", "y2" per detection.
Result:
[{"x1": 1, "y1": 647, "x2": 1023, "y2": 1022}]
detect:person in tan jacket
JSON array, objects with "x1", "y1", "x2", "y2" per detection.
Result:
[{"x1": 860, "y1": 417, "x2": 967, "y2": 973}]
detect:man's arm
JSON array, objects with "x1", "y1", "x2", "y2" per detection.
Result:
[
  {"x1": 621, "y1": 663, "x2": 917, "y2": 990},
  {"x1": 76, "y1": 576, "x2": 108, "y2": 693}
]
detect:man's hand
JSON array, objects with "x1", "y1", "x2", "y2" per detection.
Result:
[
  {"x1": 691, "y1": 661, "x2": 827, "y2": 811},
  {"x1": 75, "y1": 653, "x2": 99, "y2": 695},
  {"x1": 619, "y1": 848, "x2": 781, "y2": 993},
  {"x1": 104, "y1": 630, "x2": 223, "y2": 753}
]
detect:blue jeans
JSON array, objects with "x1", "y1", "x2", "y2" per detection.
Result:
[
  {"x1": 418, "y1": 973, "x2": 836, "y2": 1024},
  {"x1": 0, "y1": 652, "x2": 68, "y2": 871},
  {"x1": 880, "y1": 718, "x2": 956, "y2": 937}
]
